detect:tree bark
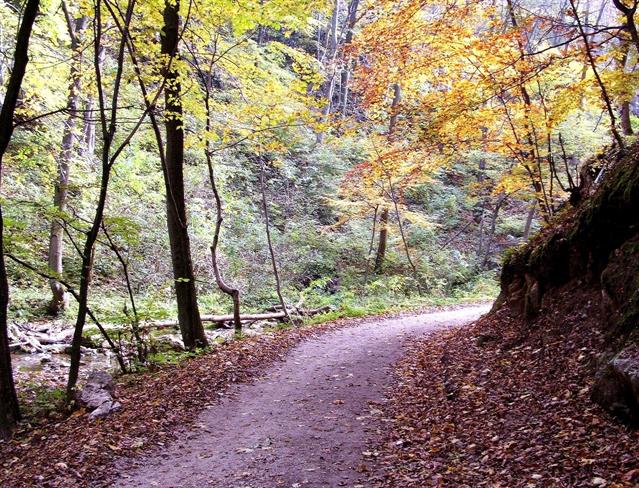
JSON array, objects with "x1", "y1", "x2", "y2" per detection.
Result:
[
  {"x1": 316, "y1": 0, "x2": 341, "y2": 143},
  {"x1": 339, "y1": 0, "x2": 360, "y2": 115},
  {"x1": 482, "y1": 194, "x2": 506, "y2": 268},
  {"x1": 613, "y1": 0, "x2": 639, "y2": 53},
  {"x1": 373, "y1": 207, "x2": 389, "y2": 273},
  {"x1": 389, "y1": 178, "x2": 421, "y2": 293},
  {"x1": 205, "y1": 115, "x2": 242, "y2": 335},
  {"x1": 621, "y1": 101, "x2": 634, "y2": 136},
  {"x1": 259, "y1": 158, "x2": 291, "y2": 323},
  {"x1": 523, "y1": 201, "x2": 536, "y2": 240},
  {"x1": 570, "y1": 0, "x2": 625, "y2": 148},
  {"x1": 81, "y1": 45, "x2": 104, "y2": 159},
  {"x1": 362, "y1": 205, "x2": 378, "y2": 285},
  {"x1": 160, "y1": 0, "x2": 207, "y2": 349},
  {"x1": 48, "y1": 14, "x2": 88, "y2": 315},
  {"x1": 67, "y1": 0, "x2": 134, "y2": 400},
  {"x1": 0, "y1": 0, "x2": 40, "y2": 439}
]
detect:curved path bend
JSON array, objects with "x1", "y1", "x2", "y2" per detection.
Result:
[{"x1": 116, "y1": 305, "x2": 489, "y2": 488}]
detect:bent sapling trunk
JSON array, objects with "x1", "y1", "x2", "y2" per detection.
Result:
[
  {"x1": 207, "y1": 157, "x2": 242, "y2": 335},
  {"x1": 260, "y1": 158, "x2": 291, "y2": 323}
]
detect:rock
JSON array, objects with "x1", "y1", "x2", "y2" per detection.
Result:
[
  {"x1": 89, "y1": 400, "x2": 121, "y2": 420},
  {"x1": 78, "y1": 370, "x2": 121, "y2": 420},
  {"x1": 207, "y1": 329, "x2": 233, "y2": 344},
  {"x1": 153, "y1": 334, "x2": 185, "y2": 352},
  {"x1": 506, "y1": 279, "x2": 525, "y2": 313},
  {"x1": 476, "y1": 334, "x2": 500, "y2": 347},
  {"x1": 523, "y1": 274, "x2": 542, "y2": 319},
  {"x1": 39, "y1": 353, "x2": 53, "y2": 364},
  {"x1": 591, "y1": 347, "x2": 639, "y2": 427}
]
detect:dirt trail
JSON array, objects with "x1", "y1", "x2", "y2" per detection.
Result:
[{"x1": 116, "y1": 305, "x2": 489, "y2": 488}]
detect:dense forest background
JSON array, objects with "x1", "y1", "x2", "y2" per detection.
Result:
[{"x1": 0, "y1": 0, "x2": 637, "y2": 436}]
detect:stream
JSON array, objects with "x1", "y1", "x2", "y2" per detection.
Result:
[{"x1": 11, "y1": 350, "x2": 116, "y2": 388}]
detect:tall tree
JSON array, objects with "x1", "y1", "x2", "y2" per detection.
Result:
[
  {"x1": 0, "y1": 0, "x2": 40, "y2": 439},
  {"x1": 613, "y1": 0, "x2": 639, "y2": 53},
  {"x1": 47, "y1": 6, "x2": 88, "y2": 315},
  {"x1": 373, "y1": 82, "x2": 401, "y2": 273},
  {"x1": 160, "y1": 0, "x2": 208, "y2": 349},
  {"x1": 570, "y1": 0, "x2": 625, "y2": 147},
  {"x1": 67, "y1": 0, "x2": 155, "y2": 398}
]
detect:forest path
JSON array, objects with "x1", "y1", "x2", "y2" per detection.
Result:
[{"x1": 115, "y1": 305, "x2": 489, "y2": 488}]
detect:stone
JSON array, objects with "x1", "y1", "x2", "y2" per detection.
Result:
[
  {"x1": 591, "y1": 347, "x2": 639, "y2": 427},
  {"x1": 153, "y1": 334, "x2": 185, "y2": 352},
  {"x1": 523, "y1": 274, "x2": 542, "y2": 319},
  {"x1": 78, "y1": 370, "x2": 121, "y2": 420}
]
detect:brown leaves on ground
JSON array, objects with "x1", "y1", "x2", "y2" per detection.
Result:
[
  {"x1": 368, "y1": 288, "x2": 639, "y2": 487},
  {"x1": 0, "y1": 320, "x2": 358, "y2": 487}
]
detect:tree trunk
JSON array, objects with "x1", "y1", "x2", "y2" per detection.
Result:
[
  {"x1": 482, "y1": 195, "x2": 506, "y2": 268},
  {"x1": 339, "y1": 0, "x2": 360, "y2": 115},
  {"x1": 621, "y1": 101, "x2": 634, "y2": 136},
  {"x1": 160, "y1": 0, "x2": 207, "y2": 349},
  {"x1": 316, "y1": 0, "x2": 341, "y2": 144},
  {"x1": 81, "y1": 45, "x2": 104, "y2": 160},
  {"x1": 523, "y1": 201, "x2": 536, "y2": 240},
  {"x1": 613, "y1": 0, "x2": 639, "y2": 53},
  {"x1": 362, "y1": 205, "x2": 378, "y2": 286},
  {"x1": 570, "y1": 0, "x2": 624, "y2": 148},
  {"x1": 373, "y1": 207, "x2": 389, "y2": 273},
  {"x1": 0, "y1": 0, "x2": 40, "y2": 439},
  {"x1": 48, "y1": 15, "x2": 88, "y2": 315},
  {"x1": 259, "y1": 158, "x2": 290, "y2": 323},
  {"x1": 205, "y1": 103, "x2": 242, "y2": 334},
  {"x1": 389, "y1": 178, "x2": 421, "y2": 293},
  {"x1": 67, "y1": 0, "x2": 134, "y2": 400}
]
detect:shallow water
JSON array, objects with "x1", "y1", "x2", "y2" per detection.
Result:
[{"x1": 11, "y1": 350, "x2": 115, "y2": 387}]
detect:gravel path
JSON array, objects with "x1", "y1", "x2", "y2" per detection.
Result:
[{"x1": 116, "y1": 305, "x2": 489, "y2": 488}]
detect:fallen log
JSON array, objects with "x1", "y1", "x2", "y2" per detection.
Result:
[
  {"x1": 145, "y1": 312, "x2": 288, "y2": 330},
  {"x1": 8, "y1": 323, "x2": 46, "y2": 353}
]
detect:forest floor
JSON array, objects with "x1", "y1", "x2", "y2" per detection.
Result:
[
  {"x1": 113, "y1": 305, "x2": 489, "y2": 488},
  {"x1": 367, "y1": 288, "x2": 639, "y2": 487},
  {"x1": 0, "y1": 304, "x2": 488, "y2": 487}
]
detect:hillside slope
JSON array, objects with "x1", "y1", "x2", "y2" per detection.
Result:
[
  {"x1": 367, "y1": 144, "x2": 639, "y2": 486},
  {"x1": 496, "y1": 143, "x2": 639, "y2": 425}
]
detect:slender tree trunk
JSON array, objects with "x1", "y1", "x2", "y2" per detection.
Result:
[
  {"x1": 621, "y1": 101, "x2": 634, "y2": 135},
  {"x1": 81, "y1": 45, "x2": 104, "y2": 160},
  {"x1": 372, "y1": 83, "x2": 402, "y2": 274},
  {"x1": 482, "y1": 195, "x2": 506, "y2": 268},
  {"x1": 204, "y1": 102, "x2": 242, "y2": 334},
  {"x1": 340, "y1": 0, "x2": 360, "y2": 115},
  {"x1": 476, "y1": 205, "x2": 486, "y2": 259},
  {"x1": 48, "y1": 15, "x2": 88, "y2": 315},
  {"x1": 619, "y1": 41, "x2": 634, "y2": 137},
  {"x1": 316, "y1": 0, "x2": 341, "y2": 143},
  {"x1": 570, "y1": 0, "x2": 625, "y2": 148},
  {"x1": 389, "y1": 179, "x2": 421, "y2": 293},
  {"x1": 160, "y1": 0, "x2": 207, "y2": 349},
  {"x1": 67, "y1": 0, "x2": 133, "y2": 400},
  {"x1": 613, "y1": 0, "x2": 639, "y2": 53},
  {"x1": 523, "y1": 201, "x2": 536, "y2": 240},
  {"x1": 362, "y1": 205, "x2": 378, "y2": 286},
  {"x1": 373, "y1": 207, "x2": 389, "y2": 273},
  {"x1": 0, "y1": 0, "x2": 40, "y2": 438},
  {"x1": 259, "y1": 158, "x2": 290, "y2": 322},
  {"x1": 103, "y1": 226, "x2": 144, "y2": 362},
  {"x1": 505, "y1": 1, "x2": 554, "y2": 222}
]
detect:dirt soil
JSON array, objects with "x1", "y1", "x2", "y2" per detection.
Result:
[{"x1": 114, "y1": 305, "x2": 489, "y2": 488}]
